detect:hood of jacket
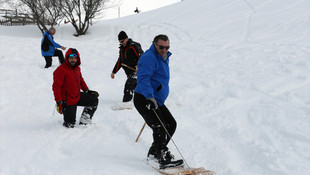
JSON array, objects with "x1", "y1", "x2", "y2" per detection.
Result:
[
  {"x1": 65, "y1": 48, "x2": 81, "y2": 67},
  {"x1": 43, "y1": 30, "x2": 50, "y2": 36},
  {"x1": 43, "y1": 30, "x2": 53, "y2": 38}
]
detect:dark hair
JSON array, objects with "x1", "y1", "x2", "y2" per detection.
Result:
[
  {"x1": 118, "y1": 31, "x2": 128, "y2": 40},
  {"x1": 153, "y1": 34, "x2": 169, "y2": 43}
]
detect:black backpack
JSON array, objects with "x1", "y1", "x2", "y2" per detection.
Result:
[{"x1": 41, "y1": 35, "x2": 53, "y2": 52}]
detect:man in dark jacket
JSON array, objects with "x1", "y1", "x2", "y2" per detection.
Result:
[
  {"x1": 41, "y1": 27, "x2": 66, "y2": 68},
  {"x1": 111, "y1": 31, "x2": 144, "y2": 103},
  {"x1": 134, "y1": 34, "x2": 183, "y2": 168},
  {"x1": 52, "y1": 48, "x2": 99, "y2": 128}
]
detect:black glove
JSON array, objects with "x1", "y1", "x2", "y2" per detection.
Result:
[
  {"x1": 146, "y1": 97, "x2": 158, "y2": 110},
  {"x1": 56, "y1": 100, "x2": 66, "y2": 114},
  {"x1": 85, "y1": 90, "x2": 99, "y2": 97}
]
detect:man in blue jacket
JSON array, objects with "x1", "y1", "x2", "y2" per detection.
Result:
[
  {"x1": 134, "y1": 34, "x2": 183, "y2": 169},
  {"x1": 41, "y1": 27, "x2": 66, "y2": 68}
]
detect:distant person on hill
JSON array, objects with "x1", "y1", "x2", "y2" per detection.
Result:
[
  {"x1": 133, "y1": 34, "x2": 183, "y2": 169},
  {"x1": 111, "y1": 31, "x2": 144, "y2": 106},
  {"x1": 134, "y1": 7, "x2": 140, "y2": 13},
  {"x1": 52, "y1": 48, "x2": 99, "y2": 128},
  {"x1": 41, "y1": 27, "x2": 66, "y2": 68}
]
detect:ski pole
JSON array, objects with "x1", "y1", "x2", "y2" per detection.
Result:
[
  {"x1": 135, "y1": 122, "x2": 146, "y2": 142},
  {"x1": 52, "y1": 104, "x2": 56, "y2": 116},
  {"x1": 152, "y1": 109, "x2": 191, "y2": 169}
]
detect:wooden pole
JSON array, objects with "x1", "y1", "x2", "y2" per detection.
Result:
[
  {"x1": 121, "y1": 63, "x2": 137, "y2": 72},
  {"x1": 135, "y1": 122, "x2": 146, "y2": 142}
]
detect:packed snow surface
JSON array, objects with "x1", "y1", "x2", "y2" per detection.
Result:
[{"x1": 0, "y1": 0, "x2": 309, "y2": 174}]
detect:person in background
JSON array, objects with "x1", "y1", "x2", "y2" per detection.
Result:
[
  {"x1": 52, "y1": 48, "x2": 99, "y2": 128},
  {"x1": 133, "y1": 34, "x2": 183, "y2": 169},
  {"x1": 134, "y1": 7, "x2": 140, "y2": 13},
  {"x1": 111, "y1": 31, "x2": 143, "y2": 104},
  {"x1": 41, "y1": 27, "x2": 66, "y2": 68}
]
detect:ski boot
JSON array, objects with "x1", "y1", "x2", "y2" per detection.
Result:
[
  {"x1": 63, "y1": 122, "x2": 75, "y2": 128},
  {"x1": 158, "y1": 150, "x2": 184, "y2": 169}
]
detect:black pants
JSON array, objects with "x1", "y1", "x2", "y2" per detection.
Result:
[
  {"x1": 63, "y1": 92, "x2": 99, "y2": 124},
  {"x1": 44, "y1": 49, "x2": 65, "y2": 68},
  {"x1": 123, "y1": 74, "x2": 137, "y2": 102},
  {"x1": 134, "y1": 92, "x2": 177, "y2": 154}
]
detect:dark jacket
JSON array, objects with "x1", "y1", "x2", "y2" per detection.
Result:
[
  {"x1": 135, "y1": 44, "x2": 172, "y2": 106},
  {"x1": 52, "y1": 48, "x2": 88, "y2": 105},
  {"x1": 41, "y1": 31, "x2": 61, "y2": 56},
  {"x1": 112, "y1": 39, "x2": 143, "y2": 76}
]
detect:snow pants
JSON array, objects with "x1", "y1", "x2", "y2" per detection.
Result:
[
  {"x1": 63, "y1": 92, "x2": 99, "y2": 125},
  {"x1": 133, "y1": 92, "x2": 177, "y2": 156},
  {"x1": 44, "y1": 49, "x2": 65, "y2": 68},
  {"x1": 123, "y1": 74, "x2": 137, "y2": 102}
]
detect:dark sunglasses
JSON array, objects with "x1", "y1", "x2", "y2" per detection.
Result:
[
  {"x1": 69, "y1": 54, "x2": 77, "y2": 58},
  {"x1": 119, "y1": 39, "x2": 125, "y2": 44},
  {"x1": 155, "y1": 43, "x2": 170, "y2": 50}
]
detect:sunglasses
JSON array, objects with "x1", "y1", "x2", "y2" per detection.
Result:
[
  {"x1": 119, "y1": 39, "x2": 125, "y2": 44},
  {"x1": 69, "y1": 54, "x2": 77, "y2": 58},
  {"x1": 155, "y1": 43, "x2": 170, "y2": 50}
]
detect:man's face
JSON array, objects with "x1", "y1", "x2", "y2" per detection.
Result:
[
  {"x1": 154, "y1": 39, "x2": 170, "y2": 58},
  {"x1": 119, "y1": 38, "x2": 128, "y2": 47},
  {"x1": 68, "y1": 55, "x2": 77, "y2": 67},
  {"x1": 51, "y1": 29, "x2": 56, "y2": 35}
]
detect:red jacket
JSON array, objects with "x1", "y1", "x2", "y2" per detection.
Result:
[{"x1": 52, "y1": 48, "x2": 88, "y2": 105}]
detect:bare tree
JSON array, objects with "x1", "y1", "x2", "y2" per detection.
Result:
[
  {"x1": 7, "y1": 0, "x2": 119, "y2": 36},
  {"x1": 0, "y1": 0, "x2": 8, "y2": 5},
  {"x1": 62, "y1": 0, "x2": 117, "y2": 36},
  {"x1": 45, "y1": 0, "x2": 64, "y2": 27},
  {"x1": 19, "y1": 0, "x2": 64, "y2": 33}
]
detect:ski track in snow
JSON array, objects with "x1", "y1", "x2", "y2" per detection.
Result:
[{"x1": 1, "y1": 0, "x2": 310, "y2": 175}]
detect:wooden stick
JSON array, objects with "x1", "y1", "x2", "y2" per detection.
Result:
[
  {"x1": 121, "y1": 63, "x2": 137, "y2": 72},
  {"x1": 135, "y1": 122, "x2": 146, "y2": 142}
]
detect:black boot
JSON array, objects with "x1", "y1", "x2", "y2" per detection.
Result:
[
  {"x1": 79, "y1": 106, "x2": 96, "y2": 125},
  {"x1": 63, "y1": 122, "x2": 75, "y2": 128},
  {"x1": 147, "y1": 145, "x2": 156, "y2": 157},
  {"x1": 158, "y1": 150, "x2": 184, "y2": 169}
]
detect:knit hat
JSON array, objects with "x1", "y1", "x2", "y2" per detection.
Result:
[{"x1": 118, "y1": 31, "x2": 128, "y2": 40}]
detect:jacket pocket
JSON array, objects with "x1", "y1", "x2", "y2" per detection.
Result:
[{"x1": 156, "y1": 84, "x2": 162, "y2": 92}]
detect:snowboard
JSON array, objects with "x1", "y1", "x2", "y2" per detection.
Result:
[
  {"x1": 145, "y1": 158, "x2": 215, "y2": 175},
  {"x1": 111, "y1": 102, "x2": 133, "y2": 110}
]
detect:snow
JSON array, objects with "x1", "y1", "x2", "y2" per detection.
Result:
[{"x1": 0, "y1": 0, "x2": 310, "y2": 174}]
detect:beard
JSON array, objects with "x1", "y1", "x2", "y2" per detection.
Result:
[{"x1": 69, "y1": 61, "x2": 76, "y2": 67}]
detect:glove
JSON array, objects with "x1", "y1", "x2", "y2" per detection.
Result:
[
  {"x1": 56, "y1": 101, "x2": 66, "y2": 114},
  {"x1": 85, "y1": 90, "x2": 99, "y2": 97},
  {"x1": 146, "y1": 97, "x2": 158, "y2": 110}
]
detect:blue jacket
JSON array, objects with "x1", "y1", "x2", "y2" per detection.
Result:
[
  {"x1": 135, "y1": 44, "x2": 172, "y2": 106},
  {"x1": 41, "y1": 31, "x2": 61, "y2": 56}
]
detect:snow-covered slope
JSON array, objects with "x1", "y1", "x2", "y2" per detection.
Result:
[{"x1": 0, "y1": 0, "x2": 309, "y2": 175}]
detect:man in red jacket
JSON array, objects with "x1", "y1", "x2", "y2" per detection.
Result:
[{"x1": 52, "y1": 48, "x2": 99, "y2": 128}]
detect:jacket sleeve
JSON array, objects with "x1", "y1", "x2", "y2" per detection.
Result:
[
  {"x1": 112, "y1": 57, "x2": 121, "y2": 74},
  {"x1": 136, "y1": 54, "x2": 155, "y2": 99},
  {"x1": 48, "y1": 35, "x2": 61, "y2": 48},
  {"x1": 52, "y1": 67, "x2": 65, "y2": 102},
  {"x1": 79, "y1": 70, "x2": 89, "y2": 91}
]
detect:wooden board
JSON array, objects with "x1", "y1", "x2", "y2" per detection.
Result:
[{"x1": 145, "y1": 158, "x2": 215, "y2": 175}]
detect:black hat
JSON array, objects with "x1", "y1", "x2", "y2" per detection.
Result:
[{"x1": 118, "y1": 31, "x2": 128, "y2": 40}]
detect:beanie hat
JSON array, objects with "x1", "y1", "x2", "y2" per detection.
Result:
[{"x1": 118, "y1": 31, "x2": 128, "y2": 40}]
